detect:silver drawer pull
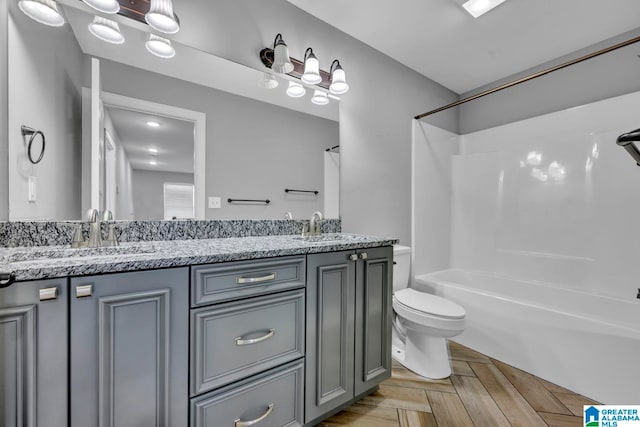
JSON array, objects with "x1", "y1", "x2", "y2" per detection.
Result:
[
  {"x1": 75, "y1": 284, "x2": 93, "y2": 298},
  {"x1": 235, "y1": 329, "x2": 276, "y2": 346},
  {"x1": 359, "y1": 252, "x2": 368, "y2": 260},
  {"x1": 234, "y1": 403, "x2": 274, "y2": 427},
  {"x1": 236, "y1": 272, "x2": 276, "y2": 284},
  {"x1": 39, "y1": 287, "x2": 58, "y2": 301}
]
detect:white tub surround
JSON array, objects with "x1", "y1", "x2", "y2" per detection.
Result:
[{"x1": 415, "y1": 269, "x2": 640, "y2": 404}]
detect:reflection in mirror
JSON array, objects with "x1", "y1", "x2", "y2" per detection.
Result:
[
  {"x1": 7, "y1": 0, "x2": 340, "y2": 221},
  {"x1": 103, "y1": 105, "x2": 195, "y2": 220}
]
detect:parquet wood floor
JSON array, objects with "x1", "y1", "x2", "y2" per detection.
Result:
[{"x1": 318, "y1": 341, "x2": 598, "y2": 427}]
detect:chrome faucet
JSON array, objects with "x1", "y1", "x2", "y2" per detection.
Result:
[
  {"x1": 309, "y1": 211, "x2": 324, "y2": 236},
  {"x1": 82, "y1": 209, "x2": 119, "y2": 248},
  {"x1": 102, "y1": 210, "x2": 119, "y2": 247},
  {"x1": 86, "y1": 209, "x2": 103, "y2": 248}
]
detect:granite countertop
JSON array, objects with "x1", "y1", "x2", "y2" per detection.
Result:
[{"x1": 0, "y1": 233, "x2": 398, "y2": 282}]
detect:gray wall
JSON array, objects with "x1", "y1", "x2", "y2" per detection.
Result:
[
  {"x1": 164, "y1": 0, "x2": 459, "y2": 244},
  {"x1": 99, "y1": 59, "x2": 335, "y2": 221},
  {"x1": 132, "y1": 170, "x2": 194, "y2": 220},
  {"x1": 7, "y1": 2, "x2": 83, "y2": 220},
  {"x1": 458, "y1": 28, "x2": 640, "y2": 134}
]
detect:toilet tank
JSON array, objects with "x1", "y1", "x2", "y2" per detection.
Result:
[{"x1": 392, "y1": 245, "x2": 411, "y2": 293}]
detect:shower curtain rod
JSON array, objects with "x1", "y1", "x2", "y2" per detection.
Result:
[{"x1": 414, "y1": 34, "x2": 640, "y2": 120}]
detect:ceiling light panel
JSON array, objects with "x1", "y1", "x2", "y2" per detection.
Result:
[{"x1": 462, "y1": 0, "x2": 507, "y2": 18}]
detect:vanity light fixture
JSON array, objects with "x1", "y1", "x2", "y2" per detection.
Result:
[
  {"x1": 82, "y1": 0, "x2": 119, "y2": 14},
  {"x1": 149, "y1": 160, "x2": 157, "y2": 165},
  {"x1": 146, "y1": 120, "x2": 160, "y2": 127},
  {"x1": 329, "y1": 60, "x2": 349, "y2": 95},
  {"x1": 18, "y1": 0, "x2": 65, "y2": 27},
  {"x1": 462, "y1": 0, "x2": 507, "y2": 18},
  {"x1": 146, "y1": 34, "x2": 175, "y2": 58},
  {"x1": 311, "y1": 90, "x2": 329, "y2": 105},
  {"x1": 257, "y1": 72, "x2": 279, "y2": 89},
  {"x1": 88, "y1": 15, "x2": 125, "y2": 44},
  {"x1": 286, "y1": 81, "x2": 306, "y2": 98},
  {"x1": 148, "y1": 148, "x2": 159, "y2": 153},
  {"x1": 301, "y1": 48, "x2": 322, "y2": 85},
  {"x1": 271, "y1": 34, "x2": 294, "y2": 74},
  {"x1": 146, "y1": 0, "x2": 180, "y2": 34},
  {"x1": 259, "y1": 34, "x2": 349, "y2": 101}
]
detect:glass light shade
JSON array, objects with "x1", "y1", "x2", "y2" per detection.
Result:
[
  {"x1": 88, "y1": 15, "x2": 124, "y2": 44},
  {"x1": 286, "y1": 81, "x2": 306, "y2": 98},
  {"x1": 146, "y1": 34, "x2": 175, "y2": 58},
  {"x1": 301, "y1": 51, "x2": 322, "y2": 85},
  {"x1": 82, "y1": 0, "x2": 119, "y2": 14},
  {"x1": 311, "y1": 90, "x2": 329, "y2": 105},
  {"x1": 18, "y1": 0, "x2": 65, "y2": 27},
  {"x1": 330, "y1": 66, "x2": 349, "y2": 94},
  {"x1": 258, "y1": 72, "x2": 279, "y2": 89},
  {"x1": 272, "y1": 39, "x2": 294, "y2": 74},
  {"x1": 146, "y1": 0, "x2": 180, "y2": 34}
]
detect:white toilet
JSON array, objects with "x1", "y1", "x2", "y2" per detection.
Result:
[{"x1": 392, "y1": 245, "x2": 466, "y2": 379}]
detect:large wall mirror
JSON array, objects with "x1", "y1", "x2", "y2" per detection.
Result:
[{"x1": 6, "y1": 0, "x2": 340, "y2": 221}]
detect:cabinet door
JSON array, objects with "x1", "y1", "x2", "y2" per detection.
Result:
[
  {"x1": 0, "y1": 279, "x2": 68, "y2": 427},
  {"x1": 70, "y1": 268, "x2": 188, "y2": 427},
  {"x1": 355, "y1": 246, "x2": 393, "y2": 395},
  {"x1": 305, "y1": 251, "x2": 355, "y2": 424}
]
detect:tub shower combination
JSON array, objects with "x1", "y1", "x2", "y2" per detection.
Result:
[{"x1": 415, "y1": 269, "x2": 640, "y2": 404}]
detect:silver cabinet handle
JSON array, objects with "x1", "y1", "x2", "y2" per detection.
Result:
[
  {"x1": 348, "y1": 254, "x2": 358, "y2": 262},
  {"x1": 235, "y1": 329, "x2": 276, "y2": 346},
  {"x1": 234, "y1": 403, "x2": 274, "y2": 427},
  {"x1": 359, "y1": 252, "x2": 368, "y2": 260},
  {"x1": 236, "y1": 272, "x2": 276, "y2": 284},
  {"x1": 39, "y1": 287, "x2": 58, "y2": 301},
  {"x1": 75, "y1": 284, "x2": 93, "y2": 298}
]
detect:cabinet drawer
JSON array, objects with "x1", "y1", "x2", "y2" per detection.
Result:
[
  {"x1": 191, "y1": 360, "x2": 304, "y2": 427},
  {"x1": 191, "y1": 289, "x2": 305, "y2": 395},
  {"x1": 191, "y1": 256, "x2": 305, "y2": 306}
]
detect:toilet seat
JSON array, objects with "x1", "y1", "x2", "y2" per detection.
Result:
[{"x1": 394, "y1": 288, "x2": 465, "y2": 319}]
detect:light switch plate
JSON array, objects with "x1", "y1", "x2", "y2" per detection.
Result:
[
  {"x1": 28, "y1": 176, "x2": 36, "y2": 202},
  {"x1": 208, "y1": 196, "x2": 221, "y2": 209}
]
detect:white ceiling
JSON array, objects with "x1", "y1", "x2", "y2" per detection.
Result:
[
  {"x1": 105, "y1": 107, "x2": 195, "y2": 174},
  {"x1": 287, "y1": 0, "x2": 640, "y2": 94}
]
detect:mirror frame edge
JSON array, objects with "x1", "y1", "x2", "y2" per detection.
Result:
[{"x1": 0, "y1": 0, "x2": 8, "y2": 221}]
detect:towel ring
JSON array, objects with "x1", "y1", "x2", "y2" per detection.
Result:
[{"x1": 21, "y1": 125, "x2": 45, "y2": 164}]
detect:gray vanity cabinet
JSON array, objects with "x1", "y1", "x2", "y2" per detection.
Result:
[
  {"x1": 354, "y1": 246, "x2": 393, "y2": 395},
  {"x1": 305, "y1": 246, "x2": 392, "y2": 424},
  {"x1": 0, "y1": 279, "x2": 68, "y2": 427},
  {"x1": 70, "y1": 268, "x2": 189, "y2": 427}
]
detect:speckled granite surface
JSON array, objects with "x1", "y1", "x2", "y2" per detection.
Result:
[
  {"x1": 0, "y1": 233, "x2": 397, "y2": 282},
  {"x1": 0, "y1": 219, "x2": 341, "y2": 247}
]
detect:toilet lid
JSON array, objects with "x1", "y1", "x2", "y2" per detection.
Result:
[{"x1": 394, "y1": 288, "x2": 465, "y2": 319}]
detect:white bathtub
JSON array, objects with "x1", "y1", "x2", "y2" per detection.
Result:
[{"x1": 414, "y1": 269, "x2": 640, "y2": 404}]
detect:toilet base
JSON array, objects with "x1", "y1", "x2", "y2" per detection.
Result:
[
  {"x1": 391, "y1": 344, "x2": 406, "y2": 363},
  {"x1": 403, "y1": 332, "x2": 452, "y2": 379}
]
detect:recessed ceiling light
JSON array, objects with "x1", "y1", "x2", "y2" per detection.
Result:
[
  {"x1": 146, "y1": 121, "x2": 160, "y2": 128},
  {"x1": 462, "y1": 0, "x2": 507, "y2": 18},
  {"x1": 148, "y1": 148, "x2": 158, "y2": 153},
  {"x1": 149, "y1": 160, "x2": 157, "y2": 165}
]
